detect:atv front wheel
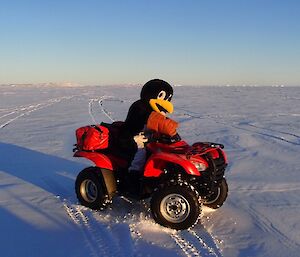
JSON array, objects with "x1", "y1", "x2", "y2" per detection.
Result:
[
  {"x1": 75, "y1": 167, "x2": 109, "y2": 210},
  {"x1": 150, "y1": 183, "x2": 201, "y2": 230},
  {"x1": 203, "y1": 178, "x2": 228, "y2": 209}
]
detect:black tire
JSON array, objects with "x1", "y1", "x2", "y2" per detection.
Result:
[
  {"x1": 203, "y1": 178, "x2": 228, "y2": 209},
  {"x1": 150, "y1": 183, "x2": 202, "y2": 230},
  {"x1": 75, "y1": 167, "x2": 108, "y2": 210}
]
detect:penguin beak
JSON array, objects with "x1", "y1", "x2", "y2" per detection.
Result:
[{"x1": 149, "y1": 99, "x2": 174, "y2": 115}]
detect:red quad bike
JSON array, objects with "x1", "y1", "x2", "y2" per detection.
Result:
[{"x1": 74, "y1": 123, "x2": 228, "y2": 230}]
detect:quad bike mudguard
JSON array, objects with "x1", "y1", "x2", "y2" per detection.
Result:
[
  {"x1": 74, "y1": 151, "x2": 117, "y2": 199},
  {"x1": 143, "y1": 152, "x2": 200, "y2": 177},
  {"x1": 74, "y1": 151, "x2": 114, "y2": 170}
]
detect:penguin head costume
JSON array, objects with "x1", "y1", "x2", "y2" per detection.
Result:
[
  {"x1": 140, "y1": 79, "x2": 174, "y2": 116},
  {"x1": 124, "y1": 79, "x2": 174, "y2": 136}
]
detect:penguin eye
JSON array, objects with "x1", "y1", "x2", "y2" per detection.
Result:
[
  {"x1": 157, "y1": 90, "x2": 166, "y2": 100},
  {"x1": 167, "y1": 94, "x2": 173, "y2": 101}
]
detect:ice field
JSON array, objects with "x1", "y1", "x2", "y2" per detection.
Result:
[{"x1": 0, "y1": 84, "x2": 300, "y2": 257}]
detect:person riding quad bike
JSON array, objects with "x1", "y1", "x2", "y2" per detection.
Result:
[
  {"x1": 116, "y1": 79, "x2": 178, "y2": 193},
  {"x1": 73, "y1": 79, "x2": 229, "y2": 230}
]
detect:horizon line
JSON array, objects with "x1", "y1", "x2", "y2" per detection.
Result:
[{"x1": 1, "y1": 82, "x2": 299, "y2": 87}]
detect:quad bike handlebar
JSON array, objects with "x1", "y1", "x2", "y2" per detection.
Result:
[
  {"x1": 145, "y1": 131, "x2": 182, "y2": 144},
  {"x1": 145, "y1": 131, "x2": 224, "y2": 149},
  {"x1": 192, "y1": 142, "x2": 224, "y2": 149}
]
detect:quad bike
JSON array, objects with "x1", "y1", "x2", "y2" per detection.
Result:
[{"x1": 74, "y1": 123, "x2": 228, "y2": 230}]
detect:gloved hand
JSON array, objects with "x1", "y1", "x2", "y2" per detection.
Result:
[
  {"x1": 133, "y1": 132, "x2": 148, "y2": 148},
  {"x1": 146, "y1": 111, "x2": 178, "y2": 137}
]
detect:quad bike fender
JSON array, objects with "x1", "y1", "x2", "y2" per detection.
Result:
[
  {"x1": 100, "y1": 168, "x2": 117, "y2": 199},
  {"x1": 74, "y1": 151, "x2": 113, "y2": 170},
  {"x1": 144, "y1": 152, "x2": 200, "y2": 177},
  {"x1": 83, "y1": 166, "x2": 117, "y2": 200}
]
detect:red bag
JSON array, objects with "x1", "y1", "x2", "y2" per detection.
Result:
[{"x1": 75, "y1": 124, "x2": 109, "y2": 151}]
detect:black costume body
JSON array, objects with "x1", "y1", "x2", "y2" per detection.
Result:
[
  {"x1": 112, "y1": 100, "x2": 152, "y2": 163},
  {"x1": 123, "y1": 99, "x2": 153, "y2": 137},
  {"x1": 107, "y1": 79, "x2": 174, "y2": 164}
]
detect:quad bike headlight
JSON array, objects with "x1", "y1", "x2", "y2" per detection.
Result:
[{"x1": 192, "y1": 161, "x2": 207, "y2": 172}]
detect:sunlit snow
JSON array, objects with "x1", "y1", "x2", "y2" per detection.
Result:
[{"x1": 0, "y1": 84, "x2": 300, "y2": 257}]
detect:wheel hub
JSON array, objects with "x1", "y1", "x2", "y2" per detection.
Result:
[
  {"x1": 203, "y1": 187, "x2": 221, "y2": 204},
  {"x1": 160, "y1": 194, "x2": 190, "y2": 223},
  {"x1": 80, "y1": 179, "x2": 98, "y2": 203}
]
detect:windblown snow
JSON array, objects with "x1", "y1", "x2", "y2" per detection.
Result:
[{"x1": 0, "y1": 85, "x2": 299, "y2": 257}]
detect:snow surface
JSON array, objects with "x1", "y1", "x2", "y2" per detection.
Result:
[{"x1": 0, "y1": 84, "x2": 300, "y2": 257}]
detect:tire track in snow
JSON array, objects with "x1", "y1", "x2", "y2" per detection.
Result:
[
  {"x1": 98, "y1": 97, "x2": 116, "y2": 122},
  {"x1": 88, "y1": 99, "x2": 99, "y2": 124},
  {"x1": 0, "y1": 96, "x2": 76, "y2": 129},
  {"x1": 187, "y1": 229, "x2": 222, "y2": 257},
  {"x1": 0, "y1": 105, "x2": 33, "y2": 115},
  {"x1": 170, "y1": 232, "x2": 201, "y2": 257},
  {"x1": 129, "y1": 218, "x2": 222, "y2": 257},
  {"x1": 88, "y1": 96, "x2": 116, "y2": 123},
  {"x1": 176, "y1": 109, "x2": 300, "y2": 146},
  {"x1": 230, "y1": 183, "x2": 300, "y2": 193},
  {"x1": 129, "y1": 221, "x2": 202, "y2": 257},
  {"x1": 231, "y1": 123, "x2": 300, "y2": 146},
  {"x1": 88, "y1": 96, "x2": 127, "y2": 124},
  {"x1": 245, "y1": 122, "x2": 300, "y2": 139},
  {"x1": 242, "y1": 203, "x2": 300, "y2": 250},
  {"x1": 74, "y1": 205, "x2": 121, "y2": 257},
  {"x1": 63, "y1": 202, "x2": 100, "y2": 257},
  {"x1": 63, "y1": 201, "x2": 124, "y2": 257}
]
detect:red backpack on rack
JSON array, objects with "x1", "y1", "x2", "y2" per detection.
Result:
[{"x1": 75, "y1": 124, "x2": 109, "y2": 151}]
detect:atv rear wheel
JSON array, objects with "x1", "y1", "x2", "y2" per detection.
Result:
[
  {"x1": 150, "y1": 183, "x2": 201, "y2": 230},
  {"x1": 75, "y1": 167, "x2": 109, "y2": 210},
  {"x1": 203, "y1": 178, "x2": 228, "y2": 209}
]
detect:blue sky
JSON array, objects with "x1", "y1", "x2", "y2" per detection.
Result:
[{"x1": 1, "y1": 0, "x2": 300, "y2": 85}]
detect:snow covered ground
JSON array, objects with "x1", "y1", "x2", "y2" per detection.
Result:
[{"x1": 0, "y1": 84, "x2": 299, "y2": 257}]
